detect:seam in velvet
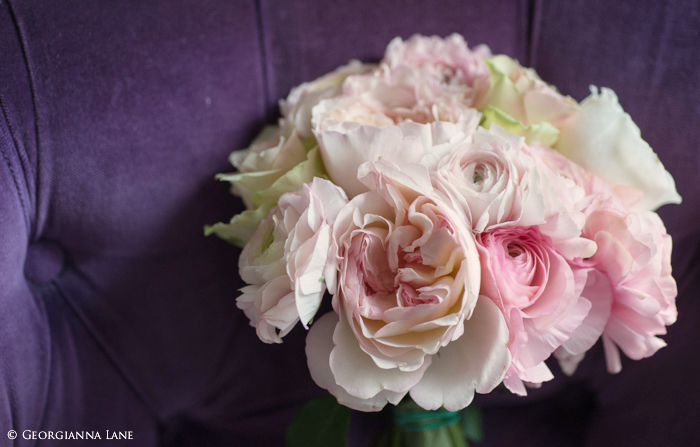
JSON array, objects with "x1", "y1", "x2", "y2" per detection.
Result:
[
  {"x1": 526, "y1": 0, "x2": 543, "y2": 68},
  {"x1": 0, "y1": 95, "x2": 31, "y2": 232},
  {"x1": 51, "y1": 279, "x2": 163, "y2": 423},
  {"x1": 6, "y1": 0, "x2": 42, "y2": 241},
  {"x1": 253, "y1": 0, "x2": 272, "y2": 122},
  {"x1": 29, "y1": 284, "x2": 53, "y2": 445}
]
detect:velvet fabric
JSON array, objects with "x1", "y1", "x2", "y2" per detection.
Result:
[{"x1": 0, "y1": 0, "x2": 697, "y2": 445}]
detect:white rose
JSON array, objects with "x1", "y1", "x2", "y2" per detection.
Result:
[{"x1": 555, "y1": 87, "x2": 681, "y2": 212}]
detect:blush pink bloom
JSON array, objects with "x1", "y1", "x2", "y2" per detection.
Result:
[
  {"x1": 429, "y1": 127, "x2": 595, "y2": 260},
  {"x1": 527, "y1": 144, "x2": 677, "y2": 375},
  {"x1": 311, "y1": 35, "x2": 490, "y2": 134},
  {"x1": 526, "y1": 142, "x2": 643, "y2": 213},
  {"x1": 306, "y1": 159, "x2": 510, "y2": 411},
  {"x1": 229, "y1": 60, "x2": 374, "y2": 209},
  {"x1": 428, "y1": 126, "x2": 548, "y2": 233},
  {"x1": 312, "y1": 63, "x2": 480, "y2": 131},
  {"x1": 555, "y1": 87, "x2": 681, "y2": 212},
  {"x1": 237, "y1": 178, "x2": 348, "y2": 343},
  {"x1": 384, "y1": 34, "x2": 492, "y2": 109},
  {"x1": 582, "y1": 209, "x2": 677, "y2": 374},
  {"x1": 316, "y1": 118, "x2": 479, "y2": 198},
  {"x1": 477, "y1": 226, "x2": 590, "y2": 395},
  {"x1": 281, "y1": 60, "x2": 374, "y2": 140}
]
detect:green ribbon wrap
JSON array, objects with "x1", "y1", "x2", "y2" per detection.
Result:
[
  {"x1": 373, "y1": 398, "x2": 482, "y2": 447},
  {"x1": 393, "y1": 407, "x2": 462, "y2": 431}
]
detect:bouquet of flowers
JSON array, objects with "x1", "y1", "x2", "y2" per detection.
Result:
[{"x1": 207, "y1": 34, "x2": 681, "y2": 446}]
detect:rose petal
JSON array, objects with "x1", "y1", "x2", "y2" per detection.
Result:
[
  {"x1": 316, "y1": 123, "x2": 425, "y2": 198},
  {"x1": 409, "y1": 297, "x2": 511, "y2": 411},
  {"x1": 306, "y1": 312, "x2": 407, "y2": 411},
  {"x1": 329, "y1": 312, "x2": 431, "y2": 399},
  {"x1": 555, "y1": 87, "x2": 681, "y2": 212}
]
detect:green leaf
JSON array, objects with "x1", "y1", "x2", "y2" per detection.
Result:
[{"x1": 286, "y1": 395, "x2": 350, "y2": 447}]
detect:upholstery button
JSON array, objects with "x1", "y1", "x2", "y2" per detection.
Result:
[{"x1": 24, "y1": 239, "x2": 65, "y2": 284}]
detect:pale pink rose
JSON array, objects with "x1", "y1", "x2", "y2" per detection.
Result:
[
  {"x1": 306, "y1": 159, "x2": 511, "y2": 411},
  {"x1": 227, "y1": 61, "x2": 373, "y2": 207},
  {"x1": 311, "y1": 77, "x2": 399, "y2": 130},
  {"x1": 237, "y1": 178, "x2": 348, "y2": 343},
  {"x1": 311, "y1": 35, "x2": 489, "y2": 133},
  {"x1": 281, "y1": 60, "x2": 375, "y2": 139},
  {"x1": 312, "y1": 64, "x2": 479, "y2": 131},
  {"x1": 582, "y1": 208, "x2": 677, "y2": 373},
  {"x1": 477, "y1": 226, "x2": 590, "y2": 395},
  {"x1": 227, "y1": 126, "x2": 308, "y2": 210},
  {"x1": 315, "y1": 118, "x2": 480, "y2": 198},
  {"x1": 384, "y1": 34, "x2": 492, "y2": 109}
]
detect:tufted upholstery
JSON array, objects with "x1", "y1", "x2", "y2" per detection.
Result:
[{"x1": 0, "y1": 0, "x2": 698, "y2": 445}]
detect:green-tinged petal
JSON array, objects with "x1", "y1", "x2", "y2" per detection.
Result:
[
  {"x1": 481, "y1": 106, "x2": 559, "y2": 146},
  {"x1": 251, "y1": 124, "x2": 280, "y2": 146},
  {"x1": 302, "y1": 135, "x2": 318, "y2": 151},
  {"x1": 216, "y1": 169, "x2": 281, "y2": 209},
  {"x1": 482, "y1": 56, "x2": 526, "y2": 123},
  {"x1": 204, "y1": 207, "x2": 271, "y2": 247},
  {"x1": 251, "y1": 146, "x2": 328, "y2": 208},
  {"x1": 207, "y1": 147, "x2": 329, "y2": 247}
]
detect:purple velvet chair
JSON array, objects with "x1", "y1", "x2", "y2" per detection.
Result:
[{"x1": 1, "y1": 1, "x2": 698, "y2": 445}]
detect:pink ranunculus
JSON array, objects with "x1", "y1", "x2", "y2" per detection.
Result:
[
  {"x1": 527, "y1": 143, "x2": 669, "y2": 376},
  {"x1": 429, "y1": 126, "x2": 547, "y2": 233},
  {"x1": 529, "y1": 144, "x2": 677, "y2": 375},
  {"x1": 236, "y1": 178, "x2": 348, "y2": 343},
  {"x1": 582, "y1": 208, "x2": 678, "y2": 373},
  {"x1": 430, "y1": 127, "x2": 595, "y2": 260},
  {"x1": 555, "y1": 87, "x2": 681, "y2": 212},
  {"x1": 526, "y1": 142, "x2": 643, "y2": 213},
  {"x1": 477, "y1": 226, "x2": 590, "y2": 395},
  {"x1": 306, "y1": 159, "x2": 510, "y2": 411}
]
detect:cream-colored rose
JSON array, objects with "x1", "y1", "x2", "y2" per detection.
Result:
[
  {"x1": 237, "y1": 178, "x2": 348, "y2": 343},
  {"x1": 306, "y1": 159, "x2": 510, "y2": 412},
  {"x1": 282, "y1": 60, "x2": 375, "y2": 139}
]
